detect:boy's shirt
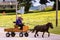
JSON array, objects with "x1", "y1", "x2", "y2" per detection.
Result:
[{"x1": 16, "y1": 19, "x2": 22, "y2": 25}]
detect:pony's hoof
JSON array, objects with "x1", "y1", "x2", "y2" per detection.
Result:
[
  {"x1": 42, "y1": 36, "x2": 44, "y2": 38},
  {"x1": 37, "y1": 34, "x2": 39, "y2": 36},
  {"x1": 42, "y1": 37, "x2": 44, "y2": 38},
  {"x1": 48, "y1": 35, "x2": 50, "y2": 37},
  {"x1": 42, "y1": 35, "x2": 44, "y2": 38},
  {"x1": 34, "y1": 35, "x2": 36, "y2": 38}
]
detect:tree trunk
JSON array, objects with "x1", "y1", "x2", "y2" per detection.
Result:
[{"x1": 24, "y1": 3, "x2": 31, "y2": 13}]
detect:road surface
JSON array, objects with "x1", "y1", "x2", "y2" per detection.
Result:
[{"x1": 0, "y1": 28, "x2": 60, "y2": 40}]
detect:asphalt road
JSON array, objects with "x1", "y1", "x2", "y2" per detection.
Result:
[{"x1": 0, "y1": 28, "x2": 60, "y2": 40}]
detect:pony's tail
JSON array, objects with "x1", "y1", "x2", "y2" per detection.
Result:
[
  {"x1": 32, "y1": 26, "x2": 37, "y2": 33},
  {"x1": 32, "y1": 28, "x2": 35, "y2": 33}
]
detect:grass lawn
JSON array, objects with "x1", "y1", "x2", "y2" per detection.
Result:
[{"x1": 0, "y1": 11, "x2": 60, "y2": 34}]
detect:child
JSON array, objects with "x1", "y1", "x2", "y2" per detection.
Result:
[{"x1": 16, "y1": 17, "x2": 24, "y2": 30}]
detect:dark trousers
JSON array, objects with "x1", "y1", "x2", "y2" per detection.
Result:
[{"x1": 18, "y1": 24, "x2": 24, "y2": 30}]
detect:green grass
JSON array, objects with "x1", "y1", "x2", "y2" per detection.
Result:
[{"x1": 0, "y1": 11, "x2": 60, "y2": 34}]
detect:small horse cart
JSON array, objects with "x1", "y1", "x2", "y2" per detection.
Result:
[{"x1": 4, "y1": 24, "x2": 29, "y2": 37}]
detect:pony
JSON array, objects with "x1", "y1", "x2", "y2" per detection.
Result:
[{"x1": 32, "y1": 22, "x2": 53, "y2": 38}]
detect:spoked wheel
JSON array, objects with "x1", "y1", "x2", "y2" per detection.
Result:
[
  {"x1": 19, "y1": 32, "x2": 23, "y2": 37},
  {"x1": 11, "y1": 32, "x2": 15, "y2": 37},
  {"x1": 6, "y1": 32, "x2": 10, "y2": 37},
  {"x1": 24, "y1": 32, "x2": 29, "y2": 37}
]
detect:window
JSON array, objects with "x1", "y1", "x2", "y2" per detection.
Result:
[
  {"x1": 0, "y1": 0, "x2": 3, "y2": 2},
  {"x1": 5, "y1": 0, "x2": 17, "y2": 1}
]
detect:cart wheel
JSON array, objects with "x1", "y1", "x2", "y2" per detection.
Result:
[
  {"x1": 24, "y1": 32, "x2": 29, "y2": 37},
  {"x1": 6, "y1": 32, "x2": 10, "y2": 37},
  {"x1": 11, "y1": 32, "x2": 15, "y2": 37},
  {"x1": 19, "y1": 32, "x2": 23, "y2": 37}
]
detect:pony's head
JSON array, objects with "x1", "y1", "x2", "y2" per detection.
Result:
[{"x1": 46, "y1": 22, "x2": 53, "y2": 29}]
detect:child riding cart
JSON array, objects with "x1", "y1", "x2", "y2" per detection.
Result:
[{"x1": 4, "y1": 23, "x2": 29, "y2": 37}]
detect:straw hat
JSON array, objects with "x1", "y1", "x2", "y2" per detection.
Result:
[{"x1": 18, "y1": 17, "x2": 23, "y2": 20}]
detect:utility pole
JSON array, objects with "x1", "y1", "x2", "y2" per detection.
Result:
[
  {"x1": 56, "y1": 0, "x2": 58, "y2": 27},
  {"x1": 16, "y1": 1, "x2": 18, "y2": 20}
]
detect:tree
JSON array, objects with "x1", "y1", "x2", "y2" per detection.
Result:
[
  {"x1": 17, "y1": 0, "x2": 32, "y2": 13},
  {"x1": 24, "y1": 0, "x2": 32, "y2": 13},
  {"x1": 39, "y1": 0, "x2": 48, "y2": 4},
  {"x1": 3, "y1": 0, "x2": 5, "y2": 2},
  {"x1": 39, "y1": 0, "x2": 60, "y2": 10},
  {"x1": 50, "y1": 0, "x2": 60, "y2": 10}
]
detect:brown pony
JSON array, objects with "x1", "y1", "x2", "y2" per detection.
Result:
[{"x1": 32, "y1": 22, "x2": 53, "y2": 38}]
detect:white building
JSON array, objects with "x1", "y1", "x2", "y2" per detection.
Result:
[{"x1": 0, "y1": 0, "x2": 17, "y2": 10}]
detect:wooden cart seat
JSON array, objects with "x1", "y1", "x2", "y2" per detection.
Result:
[{"x1": 4, "y1": 25, "x2": 29, "y2": 32}]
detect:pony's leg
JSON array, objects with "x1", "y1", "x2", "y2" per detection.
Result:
[
  {"x1": 36, "y1": 31, "x2": 39, "y2": 37},
  {"x1": 42, "y1": 32, "x2": 45, "y2": 38},
  {"x1": 34, "y1": 31, "x2": 38, "y2": 37},
  {"x1": 37, "y1": 33, "x2": 39, "y2": 36},
  {"x1": 47, "y1": 31, "x2": 50, "y2": 37}
]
